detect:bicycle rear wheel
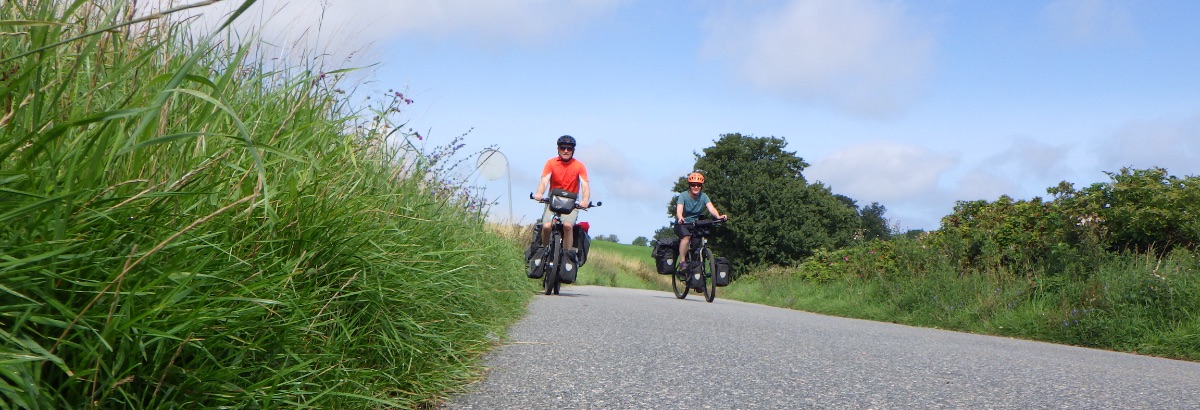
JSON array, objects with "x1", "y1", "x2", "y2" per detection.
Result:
[{"x1": 702, "y1": 248, "x2": 716, "y2": 303}]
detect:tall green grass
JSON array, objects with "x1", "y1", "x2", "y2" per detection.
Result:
[{"x1": 2, "y1": 1, "x2": 530, "y2": 408}]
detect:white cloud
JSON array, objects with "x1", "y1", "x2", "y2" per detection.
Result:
[
  {"x1": 805, "y1": 141, "x2": 961, "y2": 232},
  {"x1": 1042, "y1": 0, "x2": 1136, "y2": 45},
  {"x1": 142, "y1": 0, "x2": 625, "y2": 62},
  {"x1": 985, "y1": 137, "x2": 1071, "y2": 181},
  {"x1": 582, "y1": 140, "x2": 665, "y2": 202},
  {"x1": 702, "y1": 0, "x2": 934, "y2": 117},
  {"x1": 806, "y1": 141, "x2": 955, "y2": 203},
  {"x1": 1099, "y1": 114, "x2": 1200, "y2": 176},
  {"x1": 954, "y1": 170, "x2": 1018, "y2": 202}
]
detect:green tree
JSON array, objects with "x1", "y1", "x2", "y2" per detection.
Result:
[
  {"x1": 593, "y1": 234, "x2": 619, "y2": 243},
  {"x1": 859, "y1": 202, "x2": 891, "y2": 241},
  {"x1": 632, "y1": 236, "x2": 649, "y2": 247},
  {"x1": 1052, "y1": 167, "x2": 1200, "y2": 253},
  {"x1": 668, "y1": 133, "x2": 859, "y2": 266},
  {"x1": 935, "y1": 195, "x2": 1075, "y2": 273}
]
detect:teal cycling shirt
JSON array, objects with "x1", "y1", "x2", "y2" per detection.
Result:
[{"x1": 676, "y1": 191, "x2": 710, "y2": 223}]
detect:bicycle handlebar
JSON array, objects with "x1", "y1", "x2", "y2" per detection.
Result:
[
  {"x1": 672, "y1": 217, "x2": 728, "y2": 227},
  {"x1": 529, "y1": 192, "x2": 602, "y2": 208}
]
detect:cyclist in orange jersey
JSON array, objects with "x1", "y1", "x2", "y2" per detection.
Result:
[{"x1": 533, "y1": 135, "x2": 591, "y2": 265}]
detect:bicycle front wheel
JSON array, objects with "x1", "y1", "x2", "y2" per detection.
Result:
[
  {"x1": 671, "y1": 269, "x2": 689, "y2": 299},
  {"x1": 545, "y1": 238, "x2": 561, "y2": 295},
  {"x1": 702, "y1": 248, "x2": 716, "y2": 303}
]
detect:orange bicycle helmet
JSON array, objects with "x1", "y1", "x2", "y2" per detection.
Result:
[{"x1": 687, "y1": 172, "x2": 705, "y2": 184}]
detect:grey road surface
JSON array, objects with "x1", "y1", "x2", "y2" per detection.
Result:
[{"x1": 442, "y1": 285, "x2": 1200, "y2": 409}]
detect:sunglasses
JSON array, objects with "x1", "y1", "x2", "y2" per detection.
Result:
[
  {"x1": 689, "y1": 183, "x2": 703, "y2": 187},
  {"x1": 558, "y1": 146, "x2": 575, "y2": 152}
]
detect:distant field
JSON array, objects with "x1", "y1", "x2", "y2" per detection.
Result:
[{"x1": 577, "y1": 240, "x2": 670, "y2": 290}]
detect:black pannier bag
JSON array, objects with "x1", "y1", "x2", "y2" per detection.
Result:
[
  {"x1": 713, "y1": 257, "x2": 732, "y2": 287},
  {"x1": 652, "y1": 237, "x2": 679, "y2": 275},
  {"x1": 559, "y1": 262, "x2": 577, "y2": 284},
  {"x1": 523, "y1": 222, "x2": 540, "y2": 262},
  {"x1": 525, "y1": 223, "x2": 544, "y2": 279},
  {"x1": 548, "y1": 188, "x2": 578, "y2": 214},
  {"x1": 573, "y1": 224, "x2": 591, "y2": 267},
  {"x1": 559, "y1": 227, "x2": 584, "y2": 284}
]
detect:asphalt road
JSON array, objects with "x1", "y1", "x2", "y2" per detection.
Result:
[{"x1": 442, "y1": 285, "x2": 1200, "y2": 409}]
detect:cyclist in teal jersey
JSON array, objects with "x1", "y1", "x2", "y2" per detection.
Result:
[{"x1": 674, "y1": 172, "x2": 727, "y2": 276}]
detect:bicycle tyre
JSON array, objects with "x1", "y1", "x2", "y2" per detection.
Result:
[
  {"x1": 702, "y1": 248, "x2": 716, "y2": 303},
  {"x1": 545, "y1": 236, "x2": 560, "y2": 295}
]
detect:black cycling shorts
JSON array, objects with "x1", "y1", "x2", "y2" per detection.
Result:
[{"x1": 674, "y1": 222, "x2": 690, "y2": 238}]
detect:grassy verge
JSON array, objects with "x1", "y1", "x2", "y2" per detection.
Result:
[
  {"x1": 2, "y1": 2, "x2": 530, "y2": 408},
  {"x1": 581, "y1": 238, "x2": 1200, "y2": 362},
  {"x1": 576, "y1": 240, "x2": 666, "y2": 290}
]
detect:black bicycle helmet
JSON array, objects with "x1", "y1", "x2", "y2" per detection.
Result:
[{"x1": 557, "y1": 135, "x2": 576, "y2": 147}]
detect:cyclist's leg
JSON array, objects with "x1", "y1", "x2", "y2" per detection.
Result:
[
  {"x1": 560, "y1": 209, "x2": 579, "y2": 252},
  {"x1": 539, "y1": 206, "x2": 555, "y2": 247},
  {"x1": 560, "y1": 209, "x2": 581, "y2": 265},
  {"x1": 674, "y1": 223, "x2": 690, "y2": 266},
  {"x1": 532, "y1": 206, "x2": 554, "y2": 268}
]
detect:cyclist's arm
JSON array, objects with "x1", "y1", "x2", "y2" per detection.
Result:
[
  {"x1": 706, "y1": 201, "x2": 726, "y2": 220},
  {"x1": 675, "y1": 202, "x2": 686, "y2": 224},
  {"x1": 578, "y1": 177, "x2": 590, "y2": 208},
  {"x1": 534, "y1": 172, "x2": 551, "y2": 199}
]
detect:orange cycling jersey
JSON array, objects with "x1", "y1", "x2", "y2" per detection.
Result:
[{"x1": 542, "y1": 157, "x2": 588, "y2": 194}]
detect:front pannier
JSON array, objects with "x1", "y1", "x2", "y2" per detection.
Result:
[
  {"x1": 652, "y1": 238, "x2": 680, "y2": 275},
  {"x1": 523, "y1": 222, "x2": 540, "y2": 263},
  {"x1": 713, "y1": 257, "x2": 732, "y2": 287},
  {"x1": 549, "y1": 188, "x2": 578, "y2": 214},
  {"x1": 559, "y1": 260, "x2": 578, "y2": 284},
  {"x1": 524, "y1": 223, "x2": 544, "y2": 279}
]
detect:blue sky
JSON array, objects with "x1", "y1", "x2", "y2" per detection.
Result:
[{"x1": 174, "y1": 0, "x2": 1200, "y2": 243}]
